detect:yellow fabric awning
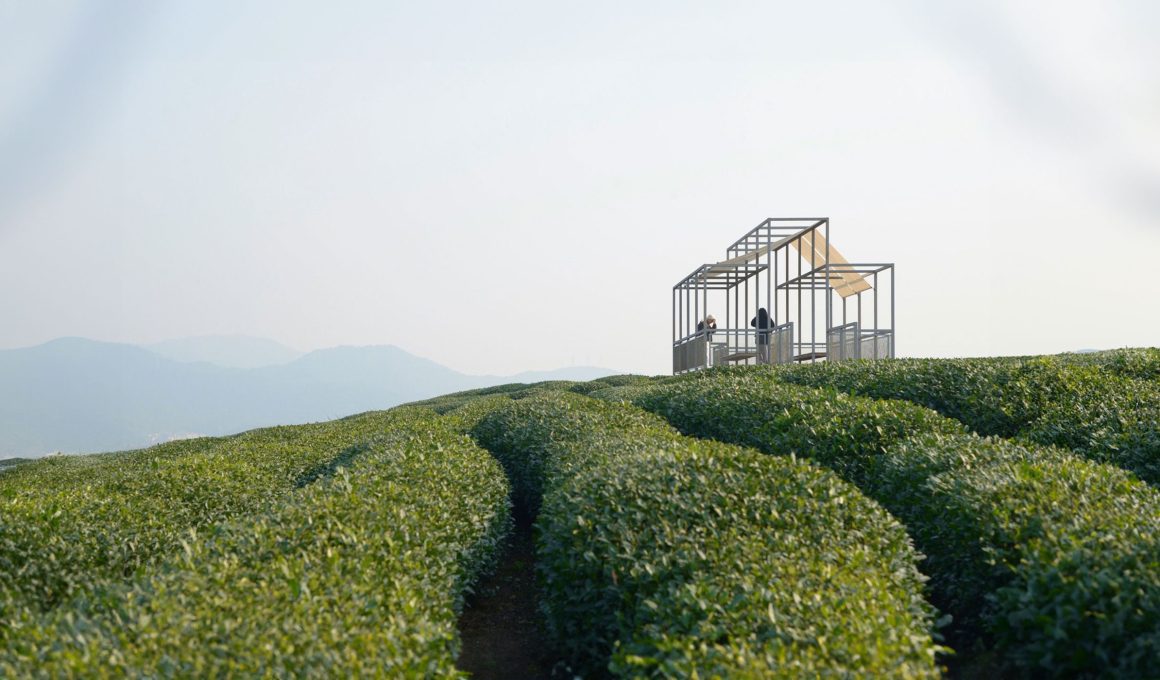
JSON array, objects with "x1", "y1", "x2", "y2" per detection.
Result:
[
  {"x1": 703, "y1": 228, "x2": 871, "y2": 297},
  {"x1": 789, "y1": 229, "x2": 871, "y2": 298}
]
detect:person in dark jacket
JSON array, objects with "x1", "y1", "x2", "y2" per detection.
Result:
[
  {"x1": 751, "y1": 307, "x2": 772, "y2": 364},
  {"x1": 696, "y1": 314, "x2": 717, "y2": 341}
]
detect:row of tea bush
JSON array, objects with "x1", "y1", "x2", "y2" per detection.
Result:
[
  {"x1": 1, "y1": 408, "x2": 511, "y2": 676},
  {"x1": 775, "y1": 355, "x2": 1160, "y2": 485},
  {"x1": 472, "y1": 392, "x2": 943, "y2": 678},
  {"x1": 603, "y1": 369, "x2": 1160, "y2": 677},
  {"x1": 0, "y1": 411, "x2": 419, "y2": 631}
]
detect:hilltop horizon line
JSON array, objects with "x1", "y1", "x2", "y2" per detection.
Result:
[
  {"x1": 9, "y1": 334, "x2": 620, "y2": 377},
  {"x1": 0, "y1": 337, "x2": 622, "y2": 458}
]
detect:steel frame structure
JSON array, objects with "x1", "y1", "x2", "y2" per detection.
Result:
[{"x1": 672, "y1": 217, "x2": 896, "y2": 374}]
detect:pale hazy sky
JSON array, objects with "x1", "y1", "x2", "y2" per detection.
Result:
[{"x1": 2, "y1": 1, "x2": 1158, "y2": 375}]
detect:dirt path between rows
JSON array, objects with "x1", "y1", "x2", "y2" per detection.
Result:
[{"x1": 457, "y1": 512, "x2": 561, "y2": 679}]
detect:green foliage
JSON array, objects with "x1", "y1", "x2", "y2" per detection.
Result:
[
  {"x1": 620, "y1": 368, "x2": 1160, "y2": 677},
  {"x1": 473, "y1": 392, "x2": 942, "y2": 678},
  {"x1": 412, "y1": 393, "x2": 480, "y2": 414},
  {"x1": 1018, "y1": 371, "x2": 1160, "y2": 485},
  {"x1": 439, "y1": 393, "x2": 514, "y2": 432},
  {"x1": 887, "y1": 435, "x2": 1160, "y2": 676},
  {"x1": 408, "y1": 379, "x2": 583, "y2": 413},
  {"x1": 504, "y1": 380, "x2": 580, "y2": 399},
  {"x1": 586, "y1": 383, "x2": 663, "y2": 404},
  {"x1": 567, "y1": 374, "x2": 655, "y2": 395},
  {"x1": 776, "y1": 356, "x2": 1160, "y2": 485},
  {"x1": 7, "y1": 351, "x2": 1153, "y2": 677},
  {"x1": 774, "y1": 357, "x2": 1032, "y2": 436},
  {"x1": 1055, "y1": 347, "x2": 1160, "y2": 381},
  {"x1": 638, "y1": 368, "x2": 967, "y2": 482},
  {"x1": 0, "y1": 410, "x2": 406, "y2": 633},
  {"x1": 1, "y1": 409, "x2": 511, "y2": 677},
  {"x1": 406, "y1": 382, "x2": 537, "y2": 413}
]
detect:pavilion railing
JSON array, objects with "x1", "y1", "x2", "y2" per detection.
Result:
[
  {"x1": 674, "y1": 323, "x2": 799, "y2": 369},
  {"x1": 826, "y1": 323, "x2": 894, "y2": 361}
]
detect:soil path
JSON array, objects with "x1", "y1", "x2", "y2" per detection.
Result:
[{"x1": 457, "y1": 512, "x2": 559, "y2": 679}]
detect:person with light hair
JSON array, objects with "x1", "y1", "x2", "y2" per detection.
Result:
[{"x1": 696, "y1": 314, "x2": 717, "y2": 341}]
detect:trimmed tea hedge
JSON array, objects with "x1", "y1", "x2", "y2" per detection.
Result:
[
  {"x1": 586, "y1": 383, "x2": 661, "y2": 404},
  {"x1": 1056, "y1": 347, "x2": 1160, "y2": 381},
  {"x1": 774, "y1": 358, "x2": 1039, "y2": 437},
  {"x1": 0, "y1": 409, "x2": 511, "y2": 677},
  {"x1": 621, "y1": 368, "x2": 1160, "y2": 677},
  {"x1": 775, "y1": 356, "x2": 1160, "y2": 485},
  {"x1": 887, "y1": 434, "x2": 1160, "y2": 675},
  {"x1": 0, "y1": 434, "x2": 226, "y2": 494},
  {"x1": 567, "y1": 374, "x2": 655, "y2": 395},
  {"x1": 440, "y1": 393, "x2": 513, "y2": 432},
  {"x1": 410, "y1": 379, "x2": 589, "y2": 413},
  {"x1": 412, "y1": 393, "x2": 480, "y2": 414},
  {"x1": 1018, "y1": 371, "x2": 1160, "y2": 486},
  {"x1": 0, "y1": 410, "x2": 405, "y2": 631},
  {"x1": 504, "y1": 380, "x2": 580, "y2": 400},
  {"x1": 627, "y1": 369, "x2": 968, "y2": 483},
  {"x1": 473, "y1": 392, "x2": 942, "y2": 678}
]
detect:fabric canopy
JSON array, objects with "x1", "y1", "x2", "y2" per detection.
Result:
[
  {"x1": 703, "y1": 228, "x2": 871, "y2": 298},
  {"x1": 789, "y1": 229, "x2": 871, "y2": 298}
]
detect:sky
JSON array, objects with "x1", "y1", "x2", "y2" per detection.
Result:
[{"x1": 1, "y1": 1, "x2": 1157, "y2": 376}]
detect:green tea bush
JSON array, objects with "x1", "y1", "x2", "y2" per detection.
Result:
[
  {"x1": 637, "y1": 369, "x2": 967, "y2": 482},
  {"x1": 585, "y1": 383, "x2": 662, "y2": 404},
  {"x1": 1102, "y1": 347, "x2": 1160, "y2": 381},
  {"x1": 0, "y1": 410, "x2": 404, "y2": 630},
  {"x1": 440, "y1": 393, "x2": 513, "y2": 432},
  {"x1": 505, "y1": 380, "x2": 579, "y2": 399},
  {"x1": 412, "y1": 393, "x2": 478, "y2": 414},
  {"x1": 886, "y1": 435, "x2": 1160, "y2": 676},
  {"x1": 473, "y1": 393, "x2": 942, "y2": 678},
  {"x1": 774, "y1": 358, "x2": 1033, "y2": 437},
  {"x1": 406, "y1": 381, "x2": 539, "y2": 413},
  {"x1": 567, "y1": 374, "x2": 654, "y2": 395},
  {"x1": 1055, "y1": 347, "x2": 1160, "y2": 381},
  {"x1": 410, "y1": 379, "x2": 583, "y2": 412},
  {"x1": 776, "y1": 356, "x2": 1160, "y2": 485},
  {"x1": 1018, "y1": 372, "x2": 1160, "y2": 485},
  {"x1": 471, "y1": 382, "x2": 540, "y2": 396},
  {"x1": 621, "y1": 369, "x2": 1160, "y2": 677},
  {"x1": 0, "y1": 435, "x2": 225, "y2": 494},
  {"x1": 0, "y1": 409, "x2": 512, "y2": 677}
]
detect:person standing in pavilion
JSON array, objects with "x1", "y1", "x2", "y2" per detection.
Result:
[{"x1": 751, "y1": 308, "x2": 772, "y2": 364}]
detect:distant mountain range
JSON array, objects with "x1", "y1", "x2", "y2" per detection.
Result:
[{"x1": 0, "y1": 337, "x2": 617, "y2": 458}]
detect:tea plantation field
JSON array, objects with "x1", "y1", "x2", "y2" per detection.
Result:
[{"x1": 1, "y1": 350, "x2": 1156, "y2": 677}]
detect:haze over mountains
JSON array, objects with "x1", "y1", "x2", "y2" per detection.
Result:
[
  {"x1": 147, "y1": 335, "x2": 305, "y2": 369},
  {"x1": 0, "y1": 336, "x2": 615, "y2": 458}
]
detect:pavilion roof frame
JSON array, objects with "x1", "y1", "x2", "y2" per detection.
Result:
[
  {"x1": 778, "y1": 263, "x2": 894, "y2": 291},
  {"x1": 673, "y1": 262, "x2": 768, "y2": 291},
  {"x1": 726, "y1": 217, "x2": 830, "y2": 255},
  {"x1": 672, "y1": 216, "x2": 896, "y2": 373}
]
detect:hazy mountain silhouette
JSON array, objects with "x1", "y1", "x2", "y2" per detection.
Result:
[
  {"x1": 148, "y1": 334, "x2": 303, "y2": 368},
  {"x1": 0, "y1": 338, "x2": 615, "y2": 457}
]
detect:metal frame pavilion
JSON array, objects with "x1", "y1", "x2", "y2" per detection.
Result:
[{"x1": 672, "y1": 217, "x2": 896, "y2": 374}]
